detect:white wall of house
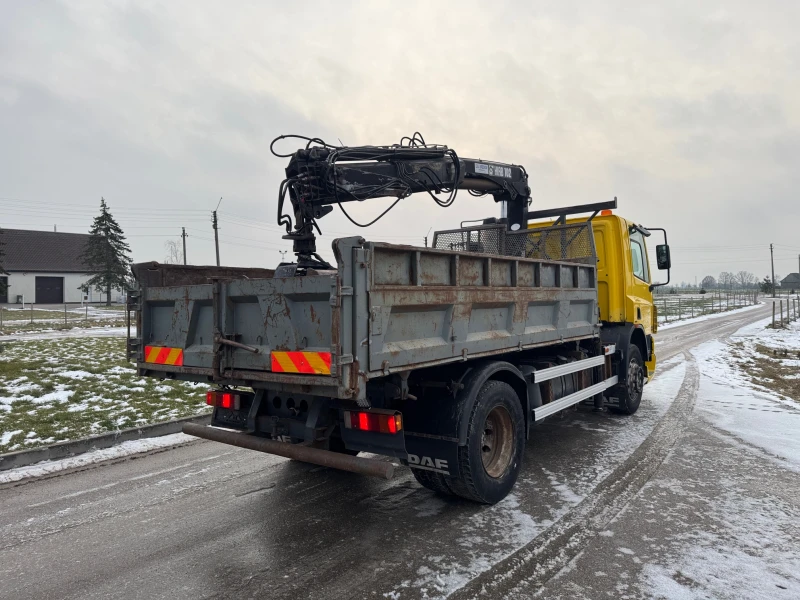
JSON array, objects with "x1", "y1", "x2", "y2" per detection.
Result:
[{"x1": 3, "y1": 272, "x2": 120, "y2": 304}]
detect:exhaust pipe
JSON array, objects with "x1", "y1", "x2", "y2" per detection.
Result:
[{"x1": 183, "y1": 422, "x2": 395, "y2": 480}]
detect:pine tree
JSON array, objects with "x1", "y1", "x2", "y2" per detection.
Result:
[{"x1": 81, "y1": 198, "x2": 132, "y2": 306}]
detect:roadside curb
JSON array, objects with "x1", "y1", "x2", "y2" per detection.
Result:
[{"x1": 0, "y1": 413, "x2": 211, "y2": 472}]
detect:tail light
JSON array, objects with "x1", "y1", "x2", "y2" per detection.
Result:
[
  {"x1": 343, "y1": 410, "x2": 402, "y2": 434},
  {"x1": 206, "y1": 390, "x2": 240, "y2": 410}
]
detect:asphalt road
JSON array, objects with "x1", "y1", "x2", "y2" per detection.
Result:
[{"x1": 0, "y1": 303, "x2": 784, "y2": 599}]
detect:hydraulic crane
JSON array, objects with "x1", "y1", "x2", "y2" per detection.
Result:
[
  {"x1": 131, "y1": 132, "x2": 670, "y2": 505},
  {"x1": 272, "y1": 134, "x2": 531, "y2": 270}
]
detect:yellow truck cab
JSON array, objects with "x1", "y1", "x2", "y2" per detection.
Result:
[
  {"x1": 589, "y1": 213, "x2": 659, "y2": 377},
  {"x1": 527, "y1": 202, "x2": 671, "y2": 413}
]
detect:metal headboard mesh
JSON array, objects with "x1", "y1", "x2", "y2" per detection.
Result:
[{"x1": 432, "y1": 222, "x2": 596, "y2": 265}]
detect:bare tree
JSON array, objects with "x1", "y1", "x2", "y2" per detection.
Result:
[
  {"x1": 736, "y1": 271, "x2": 756, "y2": 289},
  {"x1": 164, "y1": 240, "x2": 184, "y2": 265},
  {"x1": 701, "y1": 275, "x2": 716, "y2": 289},
  {"x1": 718, "y1": 272, "x2": 734, "y2": 289}
]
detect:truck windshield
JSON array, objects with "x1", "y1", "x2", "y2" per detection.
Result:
[{"x1": 630, "y1": 231, "x2": 650, "y2": 283}]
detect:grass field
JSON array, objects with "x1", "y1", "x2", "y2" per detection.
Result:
[
  {"x1": 0, "y1": 336, "x2": 210, "y2": 453},
  {"x1": 732, "y1": 322, "x2": 800, "y2": 404},
  {"x1": 0, "y1": 305, "x2": 127, "y2": 335}
]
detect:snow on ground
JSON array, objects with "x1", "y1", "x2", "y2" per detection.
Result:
[
  {"x1": 639, "y1": 482, "x2": 800, "y2": 599},
  {"x1": 0, "y1": 307, "x2": 127, "y2": 337},
  {"x1": 0, "y1": 433, "x2": 195, "y2": 484},
  {"x1": 658, "y1": 301, "x2": 762, "y2": 330},
  {"x1": 0, "y1": 326, "x2": 131, "y2": 341},
  {"x1": 388, "y1": 357, "x2": 688, "y2": 600},
  {"x1": 0, "y1": 336, "x2": 208, "y2": 453},
  {"x1": 631, "y1": 316, "x2": 800, "y2": 598},
  {"x1": 692, "y1": 316, "x2": 800, "y2": 469},
  {"x1": 632, "y1": 320, "x2": 800, "y2": 599}
]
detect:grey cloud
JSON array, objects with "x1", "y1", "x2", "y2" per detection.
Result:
[
  {"x1": 656, "y1": 91, "x2": 785, "y2": 131},
  {"x1": 1, "y1": 0, "x2": 799, "y2": 281}
]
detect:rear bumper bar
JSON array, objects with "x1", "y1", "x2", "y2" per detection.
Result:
[{"x1": 182, "y1": 422, "x2": 395, "y2": 480}]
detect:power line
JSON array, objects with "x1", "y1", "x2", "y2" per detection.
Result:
[{"x1": 0, "y1": 196, "x2": 208, "y2": 213}]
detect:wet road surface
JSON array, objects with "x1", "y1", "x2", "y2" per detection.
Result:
[{"x1": 0, "y1": 304, "x2": 780, "y2": 599}]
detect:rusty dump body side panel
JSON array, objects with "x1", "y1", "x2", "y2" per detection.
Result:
[{"x1": 133, "y1": 227, "x2": 600, "y2": 404}]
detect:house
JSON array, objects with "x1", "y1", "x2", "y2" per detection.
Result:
[
  {"x1": 781, "y1": 273, "x2": 800, "y2": 290},
  {"x1": 0, "y1": 229, "x2": 109, "y2": 304}
]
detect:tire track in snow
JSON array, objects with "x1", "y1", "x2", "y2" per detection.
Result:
[{"x1": 449, "y1": 353, "x2": 699, "y2": 599}]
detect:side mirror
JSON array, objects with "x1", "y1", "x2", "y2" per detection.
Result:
[{"x1": 656, "y1": 244, "x2": 671, "y2": 270}]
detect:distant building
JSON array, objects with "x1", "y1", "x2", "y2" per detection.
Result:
[
  {"x1": 781, "y1": 273, "x2": 800, "y2": 290},
  {"x1": 0, "y1": 229, "x2": 109, "y2": 304}
]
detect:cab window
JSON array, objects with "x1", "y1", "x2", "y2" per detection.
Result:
[{"x1": 630, "y1": 231, "x2": 649, "y2": 283}]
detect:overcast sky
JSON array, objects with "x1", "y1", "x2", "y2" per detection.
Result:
[{"x1": 1, "y1": 1, "x2": 799, "y2": 285}]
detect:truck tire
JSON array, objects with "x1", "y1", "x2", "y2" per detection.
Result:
[
  {"x1": 610, "y1": 345, "x2": 644, "y2": 415},
  {"x1": 447, "y1": 380, "x2": 525, "y2": 504},
  {"x1": 411, "y1": 469, "x2": 453, "y2": 495}
]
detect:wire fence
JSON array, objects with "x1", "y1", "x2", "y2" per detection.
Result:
[
  {"x1": 655, "y1": 291, "x2": 760, "y2": 324},
  {"x1": 771, "y1": 297, "x2": 800, "y2": 329},
  {"x1": 0, "y1": 304, "x2": 126, "y2": 332}
]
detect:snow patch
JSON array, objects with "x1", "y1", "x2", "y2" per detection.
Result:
[
  {"x1": 1, "y1": 429, "x2": 23, "y2": 446},
  {"x1": 59, "y1": 370, "x2": 95, "y2": 380},
  {"x1": 692, "y1": 319, "x2": 800, "y2": 469},
  {"x1": 0, "y1": 433, "x2": 195, "y2": 484}
]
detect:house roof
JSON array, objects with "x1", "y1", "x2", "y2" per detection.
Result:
[
  {"x1": 781, "y1": 273, "x2": 800, "y2": 284},
  {"x1": 0, "y1": 228, "x2": 96, "y2": 273}
]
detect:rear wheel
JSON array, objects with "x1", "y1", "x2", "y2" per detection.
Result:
[
  {"x1": 446, "y1": 380, "x2": 525, "y2": 504},
  {"x1": 610, "y1": 345, "x2": 644, "y2": 415}
]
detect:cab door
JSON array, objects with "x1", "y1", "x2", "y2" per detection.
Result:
[{"x1": 626, "y1": 229, "x2": 654, "y2": 334}]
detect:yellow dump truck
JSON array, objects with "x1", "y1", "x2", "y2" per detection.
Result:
[{"x1": 131, "y1": 137, "x2": 671, "y2": 504}]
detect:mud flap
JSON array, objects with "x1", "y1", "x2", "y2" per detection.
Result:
[
  {"x1": 339, "y1": 418, "x2": 408, "y2": 460},
  {"x1": 403, "y1": 433, "x2": 459, "y2": 477}
]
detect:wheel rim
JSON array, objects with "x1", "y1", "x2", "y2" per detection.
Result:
[
  {"x1": 627, "y1": 358, "x2": 644, "y2": 400},
  {"x1": 481, "y1": 405, "x2": 515, "y2": 479}
]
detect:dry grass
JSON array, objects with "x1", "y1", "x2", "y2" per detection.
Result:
[{"x1": 743, "y1": 343, "x2": 800, "y2": 402}]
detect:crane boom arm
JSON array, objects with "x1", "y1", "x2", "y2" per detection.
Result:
[{"x1": 275, "y1": 140, "x2": 531, "y2": 268}]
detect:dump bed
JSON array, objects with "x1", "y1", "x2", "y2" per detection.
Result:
[{"x1": 132, "y1": 223, "x2": 600, "y2": 404}]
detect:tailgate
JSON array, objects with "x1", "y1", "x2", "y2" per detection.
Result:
[{"x1": 137, "y1": 271, "x2": 338, "y2": 375}]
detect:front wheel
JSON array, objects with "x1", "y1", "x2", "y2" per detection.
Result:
[
  {"x1": 610, "y1": 345, "x2": 644, "y2": 415},
  {"x1": 446, "y1": 380, "x2": 525, "y2": 504}
]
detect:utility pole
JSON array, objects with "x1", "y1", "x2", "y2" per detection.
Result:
[
  {"x1": 181, "y1": 227, "x2": 188, "y2": 265},
  {"x1": 213, "y1": 197, "x2": 222, "y2": 267},
  {"x1": 279, "y1": 250, "x2": 288, "y2": 263},
  {"x1": 424, "y1": 228, "x2": 433, "y2": 248},
  {"x1": 770, "y1": 243, "x2": 776, "y2": 298}
]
